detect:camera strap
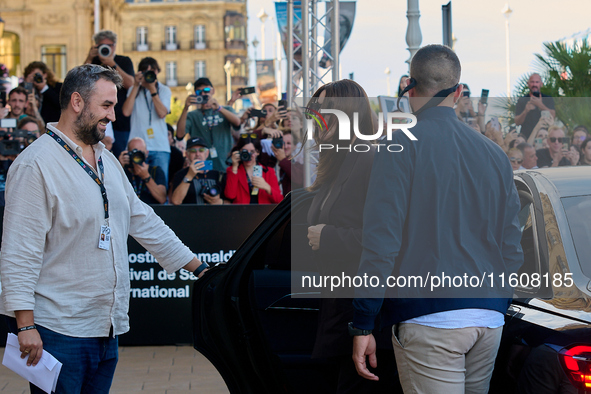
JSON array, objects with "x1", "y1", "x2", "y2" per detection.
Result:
[
  {"x1": 47, "y1": 129, "x2": 109, "y2": 221},
  {"x1": 142, "y1": 85, "x2": 159, "y2": 127}
]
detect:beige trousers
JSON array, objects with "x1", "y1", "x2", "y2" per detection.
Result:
[{"x1": 392, "y1": 323, "x2": 503, "y2": 394}]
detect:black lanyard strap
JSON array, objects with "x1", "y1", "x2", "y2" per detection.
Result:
[{"x1": 47, "y1": 130, "x2": 109, "y2": 220}]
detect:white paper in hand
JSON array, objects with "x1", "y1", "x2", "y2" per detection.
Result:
[{"x1": 2, "y1": 333, "x2": 62, "y2": 394}]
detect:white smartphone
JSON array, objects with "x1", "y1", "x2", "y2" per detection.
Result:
[{"x1": 252, "y1": 165, "x2": 263, "y2": 178}]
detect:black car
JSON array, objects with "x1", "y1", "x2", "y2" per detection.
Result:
[{"x1": 193, "y1": 167, "x2": 591, "y2": 394}]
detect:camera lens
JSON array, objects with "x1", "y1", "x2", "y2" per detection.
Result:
[
  {"x1": 128, "y1": 149, "x2": 146, "y2": 165},
  {"x1": 143, "y1": 71, "x2": 156, "y2": 84},
  {"x1": 33, "y1": 73, "x2": 44, "y2": 84},
  {"x1": 272, "y1": 137, "x2": 283, "y2": 149},
  {"x1": 98, "y1": 44, "x2": 112, "y2": 58},
  {"x1": 195, "y1": 94, "x2": 208, "y2": 105},
  {"x1": 240, "y1": 149, "x2": 252, "y2": 162}
]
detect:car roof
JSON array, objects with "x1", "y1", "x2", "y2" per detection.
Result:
[{"x1": 518, "y1": 166, "x2": 591, "y2": 198}]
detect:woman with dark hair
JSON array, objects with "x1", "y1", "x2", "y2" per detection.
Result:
[
  {"x1": 23, "y1": 61, "x2": 62, "y2": 124},
  {"x1": 306, "y1": 79, "x2": 397, "y2": 393},
  {"x1": 579, "y1": 138, "x2": 591, "y2": 165},
  {"x1": 224, "y1": 135, "x2": 282, "y2": 204}
]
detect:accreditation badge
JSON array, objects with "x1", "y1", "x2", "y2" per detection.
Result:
[{"x1": 98, "y1": 225, "x2": 112, "y2": 250}]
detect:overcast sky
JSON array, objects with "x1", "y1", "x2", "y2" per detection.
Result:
[{"x1": 246, "y1": 0, "x2": 591, "y2": 98}]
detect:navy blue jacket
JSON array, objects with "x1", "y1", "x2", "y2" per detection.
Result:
[{"x1": 353, "y1": 106, "x2": 523, "y2": 330}]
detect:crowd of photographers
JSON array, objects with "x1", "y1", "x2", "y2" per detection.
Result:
[
  {"x1": 451, "y1": 74, "x2": 590, "y2": 170},
  {"x1": 0, "y1": 30, "x2": 303, "y2": 206},
  {"x1": 2, "y1": 29, "x2": 589, "y2": 206}
]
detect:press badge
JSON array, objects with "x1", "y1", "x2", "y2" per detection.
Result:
[
  {"x1": 98, "y1": 225, "x2": 111, "y2": 250},
  {"x1": 209, "y1": 147, "x2": 218, "y2": 158},
  {"x1": 147, "y1": 128, "x2": 154, "y2": 139}
]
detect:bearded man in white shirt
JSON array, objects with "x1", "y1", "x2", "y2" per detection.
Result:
[{"x1": 0, "y1": 64, "x2": 208, "y2": 393}]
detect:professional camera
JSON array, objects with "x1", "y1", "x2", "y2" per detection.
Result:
[
  {"x1": 199, "y1": 182, "x2": 220, "y2": 198},
  {"x1": 98, "y1": 44, "x2": 112, "y2": 58},
  {"x1": 143, "y1": 70, "x2": 157, "y2": 84},
  {"x1": 194, "y1": 87, "x2": 211, "y2": 105},
  {"x1": 240, "y1": 149, "x2": 252, "y2": 162},
  {"x1": 33, "y1": 73, "x2": 44, "y2": 84},
  {"x1": 128, "y1": 149, "x2": 146, "y2": 166},
  {"x1": 272, "y1": 136, "x2": 283, "y2": 149}
]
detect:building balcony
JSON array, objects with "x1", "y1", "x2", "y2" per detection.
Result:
[
  {"x1": 126, "y1": 42, "x2": 153, "y2": 52},
  {"x1": 190, "y1": 40, "x2": 207, "y2": 50},
  {"x1": 162, "y1": 41, "x2": 179, "y2": 51}
]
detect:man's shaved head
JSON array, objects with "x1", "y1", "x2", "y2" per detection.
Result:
[{"x1": 410, "y1": 45, "x2": 461, "y2": 96}]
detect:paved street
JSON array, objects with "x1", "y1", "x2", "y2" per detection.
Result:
[{"x1": 0, "y1": 346, "x2": 230, "y2": 393}]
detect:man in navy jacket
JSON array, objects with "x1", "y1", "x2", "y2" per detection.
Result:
[{"x1": 351, "y1": 45, "x2": 523, "y2": 393}]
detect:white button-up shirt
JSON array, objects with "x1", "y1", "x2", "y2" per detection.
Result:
[{"x1": 0, "y1": 123, "x2": 195, "y2": 337}]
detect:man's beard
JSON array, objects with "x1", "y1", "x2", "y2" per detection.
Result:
[{"x1": 74, "y1": 106, "x2": 107, "y2": 146}]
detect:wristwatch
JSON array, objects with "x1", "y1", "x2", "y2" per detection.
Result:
[
  {"x1": 348, "y1": 322, "x2": 372, "y2": 336},
  {"x1": 193, "y1": 261, "x2": 209, "y2": 277},
  {"x1": 183, "y1": 177, "x2": 191, "y2": 183}
]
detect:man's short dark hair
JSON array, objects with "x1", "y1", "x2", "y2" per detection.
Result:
[
  {"x1": 410, "y1": 44, "x2": 461, "y2": 96},
  {"x1": 9, "y1": 86, "x2": 28, "y2": 99},
  {"x1": 194, "y1": 77, "x2": 213, "y2": 89},
  {"x1": 138, "y1": 57, "x2": 160, "y2": 73},
  {"x1": 59, "y1": 64, "x2": 122, "y2": 111}
]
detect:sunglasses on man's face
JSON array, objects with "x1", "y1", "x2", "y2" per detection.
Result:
[
  {"x1": 509, "y1": 157, "x2": 523, "y2": 164},
  {"x1": 187, "y1": 147, "x2": 208, "y2": 153},
  {"x1": 549, "y1": 137, "x2": 567, "y2": 143}
]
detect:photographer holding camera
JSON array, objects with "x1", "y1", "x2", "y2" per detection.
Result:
[
  {"x1": 122, "y1": 57, "x2": 172, "y2": 185},
  {"x1": 118, "y1": 137, "x2": 167, "y2": 204},
  {"x1": 85, "y1": 30, "x2": 135, "y2": 158},
  {"x1": 175, "y1": 78, "x2": 241, "y2": 172},
  {"x1": 170, "y1": 137, "x2": 224, "y2": 205},
  {"x1": 23, "y1": 61, "x2": 62, "y2": 124},
  {"x1": 514, "y1": 73, "x2": 555, "y2": 139},
  {"x1": 224, "y1": 135, "x2": 282, "y2": 204}
]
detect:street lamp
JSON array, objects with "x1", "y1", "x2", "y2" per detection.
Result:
[
  {"x1": 224, "y1": 60, "x2": 232, "y2": 102},
  {"x1": 385, "y1": 67, "x2": 391, "y2": 96},
  {"x1": 258, "y1": 8, "x2": 268, "y2": 60},
  {"x1": 252, "y1": 36, "x2": 259, "y2": 61},
  {"x1": 502, "y1": 3, "x2": 513, "y2": 97}
]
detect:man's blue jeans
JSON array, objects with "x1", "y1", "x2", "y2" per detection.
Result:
[
  {"x1": 6, "y1": 318, "x2": 118, "y2": 394},
  {"x1": 146, "y1": 150, "x2": 171, "y2": 186}
]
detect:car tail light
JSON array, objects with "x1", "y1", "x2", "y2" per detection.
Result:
[{"x1": 560, "y1": 345, "x2": 591, "y2": 392}]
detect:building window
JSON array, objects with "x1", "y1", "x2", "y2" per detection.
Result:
[
  {"x1": 224, "y1": 12, "x2": 246, "y2": 50},
  {"x1": 166, "y1": 61, "x2": 177, "y2": 86},
  {"x1": 194, "y1": 25, "x2": 206, "y2": 49},
  {"x1": 194, "y1": 61, "x2": 206, "y2": 80},
  {"x1": 136, "y1": 27, "x2": 148, "y2": 51},
  {"x1": 41, "y1": 45, "x2": 67, "y2": 80},
  {"x1": 165, "y1": 26, "x2": 177, "y2": 50}
]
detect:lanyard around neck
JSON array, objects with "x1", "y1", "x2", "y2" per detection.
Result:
[{"x1": 47, "y1": 130, "x2": 109, "y2": 220}]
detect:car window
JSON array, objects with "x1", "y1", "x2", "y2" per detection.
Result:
[{"x1": 561, "y1": 195, "x2": 591, "y2": 278}]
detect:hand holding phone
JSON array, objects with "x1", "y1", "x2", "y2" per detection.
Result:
[
  {"x1": 480, "y1": 89, "x2": 489, "y2": 105},
  {"x1": 239, "y1": 86, "x2": 256, "y2": 95}
]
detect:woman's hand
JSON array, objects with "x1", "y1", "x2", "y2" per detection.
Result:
[
  {"x1": 261, "y1": 127, "x2": 283, "y2": 138},
  {"x1": 307, "y1": 224, "x2": 326, "y2": 251},
  {"x1": 230, "y1": 151, "x2": 240, "y2": 171},
  {"x1": 251, "y1": 176, "x2": 271, "y2": 194}
]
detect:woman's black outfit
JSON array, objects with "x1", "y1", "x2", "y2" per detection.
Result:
[{"x1": 307, "y1": 148, "x2": 400, "y2": 393}]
